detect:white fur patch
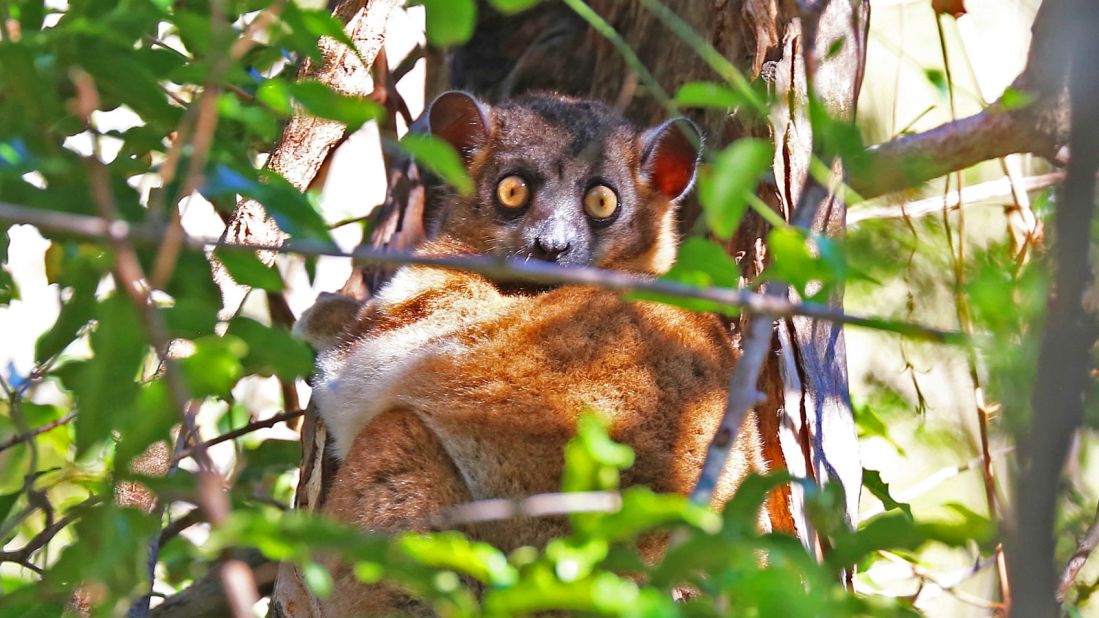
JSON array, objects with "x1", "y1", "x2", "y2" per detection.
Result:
[
  {"x1": 313, "y1": 320, "x2": 464, "y2": 460},
  {"x1": 311, "y1": 266, "x2": 507, "y2": 460}
]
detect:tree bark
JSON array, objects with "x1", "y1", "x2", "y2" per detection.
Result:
[
  {"x1": 1008, "y1": 0, "x2": 1099, "y2": 615},
  {"x1": 222, "y1": 2, "x2": 402, "y2": 616}
]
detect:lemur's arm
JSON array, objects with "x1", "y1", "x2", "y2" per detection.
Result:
[{"x1": 292, "y1": 292, "x2": 362, "y2": 352}]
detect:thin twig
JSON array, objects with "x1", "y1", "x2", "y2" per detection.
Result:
[
  {"x1": 1056, "y1": 500, "x2": 1099, "y2": 602},
  {"x1": 935, "y1": 12, "x2": 1011, "y2": 612},
  {"x1": 426, "y1": 491, "x2": 623, "y2": 528},
  {"x1": 174, "y1": 410, "x2": 305, "y2": 463},
  {"x1": 0, "y1": 495, "x2": 102, "y2": 566},
  {"x1": 0, "y1": 200, "x2": 964, "y2": 343},
  {"x1": 560, "y1": 0, "x2": 675, "y2": 114},
  {"x1": 0, "y1": 411, "x2": 76, "y2": 454},
  {"x1": 847, "y1": 173, "x2": 1064, "y2": 226},
  {"x1": 689, "y1": 313, "x2": 775, "y2": 504}
]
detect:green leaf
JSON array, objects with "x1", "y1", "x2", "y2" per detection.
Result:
[
  {"x1": 287, "y1": 80, "x2": 383, "y2": 132},
  {"x1": 585, "y1": 487, "x2": 721, "y2": 542},
  {"x1": 279, "y1": 4, "x2": 360, "y2": 62},
  {"x1": 826, "y1": 511, "x2": 927, "y2": 571},
  {"x1": 759, "y1": 227, "x2": 844, "y2": 300},
  {"x1": 68, "y1": 295, "x2": 148, "y2": 456},
  {"x1": 674, "y1": 81, "x2": 743, "y2": 109},
  {"x1": 487, "y1": 0, "x2": 541, "y2": 14},
  {"x1": 723, "y1": 472, "x2": 796, "y2": 533},
  {"x1": 162, "y1": 298, "x2": 219, "y2": 340},
  {"x1": 400, "y1": 532, "x2": 518, "y2": 586},
  {"x1": 398, "y1": 134, "x2": 474, "y2": 196},
  {"x1": 419, "y1": 0, "x2": 477, "y2": 47},
  {"x1": 698, "y1": 139, "x2": 772, "y2": 239},
  {"x1": 628, "y1": 237, "x2": 741, "y2": 316},
  {"x1": 215, "y1": 248, "x2": 284, "y2": 291},
  {"x1": 256, "y1": 79, "x2": 294, "y2": 116},
  {"x1": 0, "y1": 491, "x2": 20, "y2": 527},
  {"x1": 35, "y1": 249, "x2": 105, "y2": 362},
  {"x1": 861, "y1": 469, "x2": 912, "y2": 519},
  {"x1": 174, "y1": 9, "x2": 212, "y2": 55},
  {"x1": 77, "y1": 40, "x2": 180, "y2": 128},
  {"x1": 51, "y1": 503, "x2": 159, "y2": 600},
  {"x1": 179, "y1": 336, "x2": 246, "y2": 398},
  {"x1": 484, "y1": 571, "x2": 649, "y2": 615},
  {"x1": 562, "y1": 413, "x2": 634, "y2": 493},
  {"x1": 225, "y1": 317, "x2": 314, "y2": 381},
  {"x1": 239, "y1": 439, "x2": 301, "y2": 481},
  {"x1": 115, "y1": 380, "x2": 177, "y2": 469},
  {"x1": 1000, "y1": 87, "x2": 1035, "y2": 110},
  {"x1": 203, "y1": 166, "x2": 332, "y2": 241},
  {"x1": 302, "y1": 561, "x2": 334, "y2": 598},
  {"x1": 163, "y1": 248, "x2": 223, "y2": 308},
  {"x1": 923, "y1": 68, "x2": 948, "y2": 98}
]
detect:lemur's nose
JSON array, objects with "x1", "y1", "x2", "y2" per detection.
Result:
[{"x1": 533, "y1": 238, "x2": 570, "y2": 262}]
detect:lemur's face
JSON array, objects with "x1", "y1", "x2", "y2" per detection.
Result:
[{"x1": 428, "y1": 92, "x2": 701, "y2": 275}]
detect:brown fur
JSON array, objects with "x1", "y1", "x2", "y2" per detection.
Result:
[{"x1": 313, "y1": 242, "x2": 763, "y2": 615}]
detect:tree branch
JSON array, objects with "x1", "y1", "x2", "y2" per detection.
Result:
[
  {"x1": 851, "y1": 98, "x2": 1064, "y2": 200},
  {"x1": 1056, "y1": 501, "x2": 1099, "y2": 603},
  {"x1": 850, "y1": 0, "x2": 1070, "y2": 201},
  {"x1": 0, "y1": 201, "x2": 962, "y2": 343},
  {"x1": 0, "y1": 495, "x2": 101, "y2": 566},
  {"x1": 174, "y1": 410, "x2": 304, "y2": 463},
  {"x1": 847, "y1": 173, "x2": 1064, "y2": 226},
  {"x1": 149, "y1": 550, "x2": 277, "y2": 618},
  {"x1": 1009, "y1": 0, "x2": 1099, "y2": 614},
  {"x1": 0, "y1": 411, "x2": 76, "y2": 454},
  {"x1": 427, "y1": 491, "x2": 623, "y2": 528}
]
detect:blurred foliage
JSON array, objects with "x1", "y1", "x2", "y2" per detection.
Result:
[{"x1": 0, "y1": 0, "x2": 1096, "y2": 617}]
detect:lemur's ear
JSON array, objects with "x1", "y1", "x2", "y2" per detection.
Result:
[
  {"x1": 428, "y1": 91, "x2": 492, "y2": 163},
  {"x1": 641, "y1": 118, "x2": 702, "y2": 201}
]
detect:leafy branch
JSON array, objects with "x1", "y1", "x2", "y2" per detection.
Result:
[{"x1": 0, "y1": 199, "x2": 962, "y2": 343}]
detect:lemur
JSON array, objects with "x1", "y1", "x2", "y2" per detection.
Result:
[{"x1": 294, "y1": 91, "x2": 764, "y2": 616}]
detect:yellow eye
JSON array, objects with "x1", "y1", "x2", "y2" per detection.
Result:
[
  {"x1": 583, "y1": 184, "x2": 618, "y2": 219},
  {"x1": 496, "y1": 175, "x2": 530, "y2": 209}
]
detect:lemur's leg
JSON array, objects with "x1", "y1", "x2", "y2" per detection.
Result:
[{"x1": 321, "y1": 408, "x2": 474, "y2": 617}]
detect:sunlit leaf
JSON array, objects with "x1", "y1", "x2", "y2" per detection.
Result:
[
  {"x1": 400, "y1": 532, "x2": 518, "y2": 586},
  {"x1": 215, "y1": 248, "x2": 284, "y2": 291},
  {"x1": 398, "y1": 134, "x2": 474, "y2": 196},
  {"x1": 418, "y1": 0, "x2": 477, "y2": 47},
  {"x1": 287, "y1": 80, "x2": 383, "y2": 132},
  {"x1": 862, "y1": 469, "x2": 912, "y2": 519},
  {"x1": 674, "y1": 81, "x2": 743, "y2": 109},
  {"x1": 628, "y1": 237, "x2": 741, "y2": 316},
  {"x1": 225, "y1": 317, "x2": 314, "y2": 381},
  {"x1": 67, "y1": 295, "x2": 147, "y2": 456},
  {"x1": 698, "y1": 139, "x2": 772, "y2": 239},
  {"x1": 488, "y1": 0, "x2": 541, "y2": 14},
  {"x1": 1000, "y1": 86, "x2": 1035, "y2": 110},
  {"x1": 179, "y1": 335, "x2": 247, "y2": 398}
]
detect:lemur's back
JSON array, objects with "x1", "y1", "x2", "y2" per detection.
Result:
[{"x1": 317, "y1": 260, "x2": 762, "y2": 617}]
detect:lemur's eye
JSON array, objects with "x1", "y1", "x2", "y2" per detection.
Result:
[
  {"x1": 496, "y1": 175, "x2": 530, "y2": 209},
  {"x1": 583, "y1": 184, "x2": 618, "y2": 220}
]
